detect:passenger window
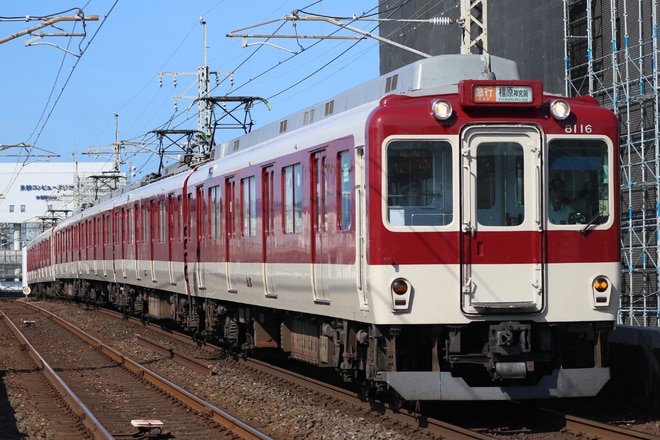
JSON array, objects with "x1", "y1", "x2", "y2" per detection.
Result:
[
  {"x1": 338, "y1": 151, "x2": 352, "y2": 231},
  {"x1": 283, "y1": 164, "x2": 302, "y2": 233}
]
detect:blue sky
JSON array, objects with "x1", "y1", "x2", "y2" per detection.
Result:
[{"x1": 0, "y1": 1, "x2": 378, "y2": 177}]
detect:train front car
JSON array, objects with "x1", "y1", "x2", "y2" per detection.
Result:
[{"x1": 363, "y1": 59, "x2": 620, "y2": 400}]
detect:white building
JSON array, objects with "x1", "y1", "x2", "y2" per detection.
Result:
[{"x1": 0, "y1": 161, "x2": 116, "y2": 289}]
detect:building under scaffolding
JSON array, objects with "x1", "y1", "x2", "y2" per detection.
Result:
[
  {"x1": 564, "y1": 0, "x2": 660, "y2": 326},
  {"x1": 378, "y1": 0, "x2": 660, "y2": 326}
]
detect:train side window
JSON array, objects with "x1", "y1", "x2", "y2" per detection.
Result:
[
  {"x1": 283, "y1": 163, "x2": 302, "y2": 233},
  {"x1": 128, "y1": 207, "x2": 135, "y2": 244},
  {"x1": 105, "y1": 213, "x2": 112, "y2": 247},
  {"x1": 115, "y1": 210, "x2": 122, "y2": 245},
  {"x1": 312, "y1": 152, "x2": 328, "y2": 232},
  {"x1": 87, "y1": 220, "x2": 93, "y2": 252},
  {"x1": 209, "y1": 185, "x2": 221, "y2": 240},
  {"x1": 142, "y1": 205, "x2": 149, "y2": 243},
  {"x1": 177, "y1": 195, "x2": 184, "y2": 241},
  {"x1": 241, "y1": 176, "x2": 257, "y2": 237},
  {"x1": 225, "y1": 179, "x2": 236, "y2": 237},
  {"x1": 167, "y1": 195, "x2": 176, "y2": 242},
  {"x1": 96, "y1": 216, "x2": 102, "y2": 255},
  {"x1": 338, "y1": 151, "x2": 352, "y2": 231},
  {"x1": 159, "y1": 200, "x2": 167, "y2": 243},
  {"x1": 386, "y1": 140, "x2": 453, "y2": 226},
  {"x1": 263, "y1": 167, "x2": 275, "y2": 236},
  {"x1": 196, "y1": 186, "x2": 206, "y2": 240}
]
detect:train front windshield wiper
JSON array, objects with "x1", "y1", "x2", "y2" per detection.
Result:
[{"x1": 579, "y1": 210, "x2": 604, "y2": 235}]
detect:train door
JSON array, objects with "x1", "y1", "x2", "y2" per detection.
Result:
[
  {"x1": 86, "y1": 219, "x2": 92, "y2": 275},
  {"x1": 167, "y1": 195, "x2": 175, "y2": 286},
  {"x1": 262, "y1": 166, "x2": 277, "y2": 296},
  {"x1": 354, "y1": 146, "x2": 368, "y2": 309},
  {"x1": 93, "y1": 217, "x2": 100, "y2": 275},
  {"x1": 460, "y1": 125, "x2": 543, "y2": 313},
  {"x1": 131, "y1": 204, "x2": 140, "y2": 281},
  {"x1": 101, "y1": 214, "x2": 107, "y2": 277},
  {"x1": 150, "y1": 200, "x2": 158, "y2": 283},
  {"x1": 195, "y1": 185, "x2": 206, "y2": 290},
  {"x1": 114, "y1": 208, "x2": 125, "y2": 279},
  {"x1": 311, "y1": 150, "x2": 330, "y2": 303},
  {"x1": 138, "y1": 202, "x2": 151, "y2": 281},
  {"x1": 225, "y1": 177, "x2": 236, "y2": 293},
  {"x1": 140, "y1": 202, "x2": 152, "y2": 282}
]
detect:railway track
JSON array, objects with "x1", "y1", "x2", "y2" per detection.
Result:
[
  {"x1": 9, "y1": 299, "x2": 660, "y2": 440},
  {"x1": 0, "y1": 310, "x2": 93, "y2": 439},
  {"x1": 0, "y1": 301, "x2": 270, "y2": 439}
]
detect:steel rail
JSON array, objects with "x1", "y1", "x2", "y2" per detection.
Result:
[
  {"x1": 242, "y1": 357, "x2": 497, "y2": 440},
  {"x1": 98, "y1": 304, "x2": 497, "y2": 439},
  {"x1": 39, "y1": 301, "x2": 656, "y2": 439},
  {"x1": 129, "y1": 325, "x2": 494, "y2": 439},
  {"x1": 136, "y1": 333, "x2": 214, "y2": 376},
  {"x1": 561, "y1": 411, "x2": 660, "y2": 440},
  {"x1": 20, "y1": 301, "x2": 272, "y2": 440},
  {"x1": 0, "y1": 310, "x2": 113, "y2": 440}
]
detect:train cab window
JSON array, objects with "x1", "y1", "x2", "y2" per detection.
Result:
[
  {"x1": 386, "y1": 140, "x2": 453, "y2": 226},
  {"x1": 548, "y1": 139, "x2": 610, "y2": 225},
  {"x1": 476, "y1": 142, "x2": 524, "y2": 226}
]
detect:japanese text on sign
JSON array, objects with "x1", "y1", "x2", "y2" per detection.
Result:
[{"x1": 473, "y1": 85, "x2": 532, "y2": 103}]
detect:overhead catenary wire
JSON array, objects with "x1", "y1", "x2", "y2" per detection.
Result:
[
  {"x1": 7, "y1": 1, "x2": 428, "y2": 185},
  {"x1": 131, "y1": 0, "x2": 442, "y2": 175},
  {"x1": 0, "y1": 1, "x2": 119, "y2": 207}
]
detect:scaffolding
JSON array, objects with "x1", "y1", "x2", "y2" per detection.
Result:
[{"x1": 564, "y1": 0, "x2": 660, "y2": 326}]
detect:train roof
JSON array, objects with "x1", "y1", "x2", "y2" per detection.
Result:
[
  {"x1": 89, "y1": 54, "x2": 520, "y2": 211},
  {"x1": 215, "y1": 54, "x2": 520, "y2": 159}
]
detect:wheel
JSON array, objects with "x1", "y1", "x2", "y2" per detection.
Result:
[{"x1": 390, "y1": 391, "x2": 406, "y2": 412}]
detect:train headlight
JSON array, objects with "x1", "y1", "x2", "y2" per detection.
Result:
[
  {"x1": 390, "y1": 278, "x2": 412, "y2": 312},
  {"x1": 431, "y1": 99, "x2": 453, "y2": 121},
  {"x1": 549, "y1": 99, "x2": 571, "y2": 120},
  {"x1": 592, "y1": 276, "x2": 611, "y2": 307}
]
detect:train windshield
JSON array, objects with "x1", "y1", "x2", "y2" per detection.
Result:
[
  {"x1": 547, "y1": 139, "x2": 610, "y2": 225},
  {"x1": 386, "y1": 139, "x2": 453, "y2": 226},
  {"x1": 475, "y1": 142, "x2": 524, "y2": 226}
]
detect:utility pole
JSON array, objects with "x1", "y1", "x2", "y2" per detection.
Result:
[
  {"x1": 0, "y1": 12, "x2": 98, "y2": 49},
  {"x1": 84, "y1": 113, "x2": 140, "y2": 197},
  {"x1": 227, "y1": 12, "x2": 453, "y2": 58},
  {"x1": 460, "y1": 0, "x2": 488, "y2": 54},
  {"x1": 159, "y1": 18, "x2": 233, "y2": 154},
  {"x1": 227, "y1": 4, "x2": 488, "y2": 58}
]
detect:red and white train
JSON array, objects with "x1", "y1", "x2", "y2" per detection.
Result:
[{"x1": 26, "y1": 54, "x2": 620, "y2": 401}]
